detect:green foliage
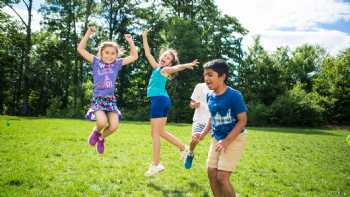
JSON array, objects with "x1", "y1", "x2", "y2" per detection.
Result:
[
  {"x1": 238, "y1": 36, "x2": 286, "y2": 105},
  {"x1": 313, "y1": 49, "x2": 350, "y2": 124},
  {"x1": 0, "y1": 11, "x2": 26, "y2": 114},
  {"x1": 270, "y1": 84, "x2": 326, "y2": 126},
  {"x1": 46, "y1": 97, "x2": 63, "y2": 117},
  {"x1": 246, "y1": 101, "x2": 271, "y2": 126},
  {"x1": 1, "y1": 0, "x2": 349, "y2": 126}
]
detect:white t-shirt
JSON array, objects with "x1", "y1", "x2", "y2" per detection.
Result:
[{"x1": 191, "y1": 83, "x2": 211, "y2": 123}]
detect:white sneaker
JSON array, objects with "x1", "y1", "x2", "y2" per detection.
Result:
[
  {"x1": 180, "y1": 145, "x2": 189, "y2": 161},
  {"x1": 144, "y1": 164, "x2": 165, "y2": 177}
]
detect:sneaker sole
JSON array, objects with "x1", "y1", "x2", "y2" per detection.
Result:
[{"x1": 144, "y1": 168, "x2": 165, "y2": 177}]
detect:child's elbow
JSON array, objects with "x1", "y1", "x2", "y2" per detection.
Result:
[{"x1": 77, "y1": 45, "x2": 83, "y2": 53}]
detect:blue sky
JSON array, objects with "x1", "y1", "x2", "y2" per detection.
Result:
[{"x1": 3, "y1": 0, "x2": 350, "y2": 55}]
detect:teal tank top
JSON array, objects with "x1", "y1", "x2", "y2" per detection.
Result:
[{"x1": 147, "y1": 67, "x2": 169, "y2": 97}]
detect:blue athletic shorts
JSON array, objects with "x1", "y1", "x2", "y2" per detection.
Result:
[{"x1": 150, "y1": 96, "x2": 171, "y2": 118}]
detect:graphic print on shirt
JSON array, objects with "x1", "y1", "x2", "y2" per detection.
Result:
[
  {"x1": 212, "y1": 108, "x2": 236, "y2": 128},
  {"x1": 96, "y1": 67, "x2": 114, "y2": 90}
]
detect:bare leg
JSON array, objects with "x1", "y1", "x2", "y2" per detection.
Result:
[
  {"x1": 159, "y1": 125, "x2": 185, "y2": 151},
  {"x1": 189, "y1": 135, "x2": 200, "y2": 153},
  {"x1": 208, "y1": 167, "x2": 223, "y2": 197},
  {"x1": 217, "y1": 170, "x2": 235, "y2": 197},
  {"x1": 94, "y1": 110, "x2": 108, "y2": 133},
  {"x1": 102, "y1": 112, "x2": 119, "y2": 138},
  {"x1": 150, "y1": 118, "x2": 167, "y2": 165}
]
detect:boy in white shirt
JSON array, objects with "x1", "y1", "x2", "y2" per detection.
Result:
[{"x1": 184, "y1": 83, "x2": 211, "y2": 169}]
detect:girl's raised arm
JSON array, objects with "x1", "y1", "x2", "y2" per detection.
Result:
[
  {"x1": 122, "y1": 34, "x2": 138, "y2": 65},
  {"x1": 77, "y1": 26, "x2": 96, "y2": 63},
  {"x1": 161, "y1": 59, "x2": 199, "y2": 76},
  {"x1": 142, "y1": 30, "x2": 158, "y2": 68}
]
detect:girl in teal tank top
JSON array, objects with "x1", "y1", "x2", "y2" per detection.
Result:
[
  {"x1": 147, "y1": 67, "x2": 169, "y2": 97},
  {"x1": 143, "y1": 29, "x2": 199, "y2": 176}
]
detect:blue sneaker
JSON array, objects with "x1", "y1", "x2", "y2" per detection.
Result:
[{"x1": 184, "y1": 153, "x2": 194, "y2": 169}]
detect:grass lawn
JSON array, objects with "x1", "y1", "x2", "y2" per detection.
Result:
[{"x1": 0, "y1": 115, "x2": 349, "y2": 196}]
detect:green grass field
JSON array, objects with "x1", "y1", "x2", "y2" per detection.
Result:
[{"x1": 0, "y1": 116, "x2": 349, "y2": 196}]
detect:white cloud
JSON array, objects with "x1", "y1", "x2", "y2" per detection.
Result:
[
  {"x1": 243, "y1": 30, "x2": 350, "y2": 55},
  {"x1": 2, "y1": 6, "x2": 42, "y2": 32},
  {"x1": 216, "y1": 0, "x2": 350, "y2": 54}
]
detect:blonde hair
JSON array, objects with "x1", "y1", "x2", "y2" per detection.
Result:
[
  {"x1": 97, "y1": 41, "x2": 124, "y2": 58},
  {"x1": 159, "y1": 48, "x2": 180, "y2": 66}
]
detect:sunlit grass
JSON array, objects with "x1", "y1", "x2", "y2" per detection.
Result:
[{"x1": 0, "y1": 116, "x2": 349, "y2": 196}]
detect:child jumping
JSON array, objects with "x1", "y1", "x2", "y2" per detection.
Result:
[
  {"x1": 194, "y1": 59, "x2": 247, "y2": 197},
  {"x1": 77, "y1": 26, "x2": 138, "y2": 154},
  {"x1": 142, "y1": 29, "x2": 198, "y2": 176},
  {"x1": 184, "y1": 82, "x2": 211, "y2": 169}
]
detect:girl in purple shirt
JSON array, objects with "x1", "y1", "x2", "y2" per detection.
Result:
[{"x1": 77, "y1": 26, "x2": 138, "y2": 154}]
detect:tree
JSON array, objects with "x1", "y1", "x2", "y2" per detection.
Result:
[
  {"x1": 4, "y1": 0, "x2": 34, "y2": 115},
  {"x1": 289, "y1": 44, "x2": 326, "y2": 92},
  {"x1": 238, "y1": 36, "x2": 285, "y2": 105},
  {"x1": 313, "y1": 49, "x2": 350, "y2": 124},
  {"x1": 0, "y1": 11, "x2": 26, "y2": 114}
]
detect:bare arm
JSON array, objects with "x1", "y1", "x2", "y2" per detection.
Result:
[
  {"x1": 122, "y1": 34, "x2": 138, "y2": 65},
  {"x1": 192, "y1": 118, "x2": 212, "y2": 142},
  {"x1": 142, "y1": 30, "x2": 158, "y2": 68},
  {"x1": 190, "y1": 99, "x2": 200, "y2": 109},
  {"x1": 215, "y1": 112, "x2": 247, "y2": 152},
  {"x1": 161, "y1": 59, "x2": 199, "y2": 76},
  {"x1": 77, "y1": 26, "x2": 95, "y2": 63}
]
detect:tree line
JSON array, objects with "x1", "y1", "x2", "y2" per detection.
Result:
[{"x1": 1, "y1": 0, "x2": 349, "y2": 126}]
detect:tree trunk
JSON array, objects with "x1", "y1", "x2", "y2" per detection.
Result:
[{"x1": 22, "y1": 0, "x2": 33, "y2": 115}]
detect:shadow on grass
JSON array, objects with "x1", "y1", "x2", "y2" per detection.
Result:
[
  {"x1": 249, "y1": 127, "x2": 341, "y2": 136},
  {"x1": 147, "y1": 182, "x2": 185, "y2": 196},
  {"x1": 147, "y1": 181, "x2": 209, "y2": 196},
  {"x1": 122, "y1": 121, "x2": 190, "y2": 127}
]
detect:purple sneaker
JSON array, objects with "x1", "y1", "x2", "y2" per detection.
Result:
[
  {"x1": 88, "y1": 129, "x2": 100, "y2": 146},
  {"x1": 96, "y1": 137, "x2": 105, "y2": 154}
]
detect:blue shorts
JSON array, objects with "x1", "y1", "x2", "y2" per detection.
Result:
[{"x1": 150, "y1": 96, "x2": 171, "y2": 118}]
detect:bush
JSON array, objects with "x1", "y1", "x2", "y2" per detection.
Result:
[
  {"x1": 246, "y1": 101, "x2": 271, "y2": 126},
  {"x1": 46, "y1": 97, "x2": 63, "y2": 117},
  {"x1": 270, "y1": 84, "x2": 326, "y2": 126},
  {"x1": 121, "y1": 107, "x2": 149, "y2": 121}
]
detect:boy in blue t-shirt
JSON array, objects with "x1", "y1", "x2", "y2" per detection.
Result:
[{"x1": 194, "y1": 59, "x2": 247, "y2": 197}]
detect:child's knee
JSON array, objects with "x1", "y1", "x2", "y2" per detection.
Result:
[
  {"x1": 96, "y1": 121, "x2": 107, "y2": 129},
  {"x1": 190, "y1": 138, "x2": 199, "y2": 145},
  {"x1": 216, "y1": 173, "x2": 230, "y2": 185},
  {"x1": 207, "y1": 168, "x2": 217, "y2": 178},
  {"x1": 108, "y1": 124, "x2": 118, "y2": 132}
]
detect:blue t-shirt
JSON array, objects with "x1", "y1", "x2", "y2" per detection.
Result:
[
  {"x1": 207, "y1": 87, "x2": 247, "y2": 141},
  {"x1": 92, "y1": 56, "x2": 123, "y2": 97},
  {"x1": 147, "y1": 67, "x2": 169, "y2": 97}
]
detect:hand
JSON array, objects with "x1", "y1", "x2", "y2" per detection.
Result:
[
  {"x1": 124, "y1": 34, "x2": 133, "y2": 43},
  {"x1": 190, "y1": 101, "x2": 200, "y2": 109},
  {"x1": 215, "y1": 140, "x2": 228, "y2": 152},
  {"x1": 193, "y1": 132, "x2": 206, "y2": 142},
  {"x1": 192, "y1": 132, "x2": 202, "y2": 142},
  {"x1": 187, "y1": 59, "x2": 199, "y2": 69},
  {"x1": 87, "y1": 26, "x2": 96, "y2": 35},
  {"x1": 143, "y1": 29, "x2": 151, "y2": 37}
]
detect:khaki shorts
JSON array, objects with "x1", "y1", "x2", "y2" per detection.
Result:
[{"x1": 207, "y1": 133, "x2": 247, "y2": 172}]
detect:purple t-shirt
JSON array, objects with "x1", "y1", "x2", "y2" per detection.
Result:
[{"x1": 92, "y1": 56, "x2": 123, "y2": 97}]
